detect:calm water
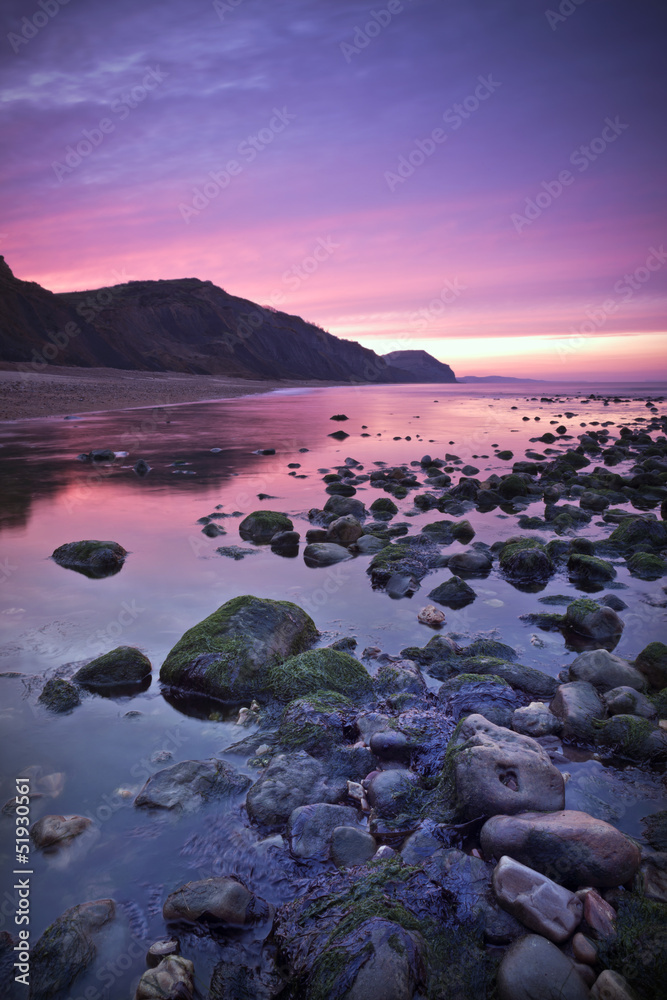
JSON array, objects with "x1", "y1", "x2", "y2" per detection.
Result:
[{"x1": 0, "y1": 380, "x2": 665, "y2": 995}]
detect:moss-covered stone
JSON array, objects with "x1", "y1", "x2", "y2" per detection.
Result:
[
  {"x1": 636, "y1": 642, "x2": 667, "y2": 690},
  {"x1": 451, "y1": 657, "x2": 559, "y2": 698},
  {"x1": 564, "y1": 598, "x2": 624, "y2": 639},
  {"x1": 499, "y1": 537, "x2": 554, "y2": 583},
  {"x1": 369, "y1": 497, "x2": 398, "y2": 516},
  {"x1": 609, "y1": 516, "x2": 667, "y2": 551},
  {"x1": 567, "y1": 553, "x2": 617, "y2": 582},
  {"x1": 267, "y1": 648, "x2": 372, "y2": 702},
  {"x1": 159, "y1": 595, "x2": 318, "y2": 701},
  {"x1": 627, "y1": 552, "x2": 667, "y2": 579},
  {"x1": 277, "y1": 690, "x2": 352, "y2": 755},
  {"x1": 498, "y1": 473, "x2": 534, "y2": 499},
  {"x1": 641, "y1": 810, "x2": 667, "y2": 852},
  {"x1": 597, "y1": 891, "x2": 667, "y2": 1000},
  {"x1": 238, "y1": 510, "x2": 294, "y2": 543},
  {"x1": 51, "y1": 540, "x2": 126, "y2": 578},
  {"x1": 593, "y1": 715, "x2": 667, "y2": 762},
  {"x1": 73, "y1": 646, "x2": 151, "y2": 690},
  {"x1": 460, "y1": 638, "x2": 518, "y2": 662},
  {"x1": 38, "y1": 678, "x2": 81, "y2": 713},
  {"x1": 428, "y1": 575, "x2": 476, "y2": 608}
]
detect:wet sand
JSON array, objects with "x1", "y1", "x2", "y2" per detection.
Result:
[{"x1": 0, "y1": 364, "x2": 336, "y2": 421}]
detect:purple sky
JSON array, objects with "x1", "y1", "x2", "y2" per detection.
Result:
[{"x1": 1, "y1": 0, "x2": 666, "y2": 378}]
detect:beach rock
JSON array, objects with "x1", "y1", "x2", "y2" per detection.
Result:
[
  {"x1": 145, "y1": 939, "x2": 180, "y2": 968},
  {"x1": 134, "y1": 759, "x2": 250, "y2": 811},
  {"x1": 287, "y1": 803, "x2": 358, "y2": 860},
  {"x1": 30, "y1": 815, "x2": 92, "y2": 850},
  {"x1": 568, "y1": 649, "x2": 645, "y2": 693},
  {"x1": 163, "y1": 877, "x2": 270, "y2": 925},
  {"x1": 609, "y1": 515, "x2": 667, "y2": 550},
  {"x1": 278, "y1": 690, "x2": 350, "y2": 756},
  {"x1": 246, "y1": 751, "x2": 347, "y2": 827},
  {"x1": 499, "y1": 538, "x2": 554, "y2": 584},
  {"x1": 568, "y1": 553, "x2": 617, "y2": 583},
  {"x1": 637, "y1": 852, "x2": 667, "y2": 904},
  {"x1": 133, "y1": 459, "x2": 151, "y2": 476},
  {"x1": 303, "y1": 542, "x2": 352, "y2": 567},
  {"x1": 454, "y1": 657, "x2": 559, "y2": 698},
  {"x1": 370, "y1": 497, "x2": 398, "y2": 518},
  {"x1": 496, "y1": 934, "x2": 591, "y2": 1000},
  {"x1": 159, "y1": 595, "x2": 318, "y2": 702},
  {"x1": 135, "y1": 955, "x2": 195, "y2": 1000},
  {"x1": 428, "y1": 575, "x2": 476, "y2": 608},
  {"x1": 51, "y1": 540, "x2": 127, "y2": 578},
  {"x1": 215, "y1": 545, "x2": 258, "y2": 560},
  {"x1": 447, "y1": 549, "x2": 493, "y2": 576},
  {"x1": 30, "y1": 899, "x2": 116, "y2": 1000},
  {"x1": 627, "y1": 552, "x2": 667, "y2": 579},
  {"x1": 417, "y1": 604, "x2": 446, "y2": 627},
  {"x1": 353, "y1": 534, "x2": 386, "y2": 554},
  {"x1": 438, "y1": 674, "x2": 521, "y2": 727},
  {"x1": 38, "y1": 677, "x2": 80, "y2": 713},
  {"x1": 480, "y1": 810, "x2": 642, "y2": 887},
  {"x1": 578, "y1": 887, "x2": 617, "y2": 940},
  {"x1": 202, "y1": 522, "x2": 226, "y2": 537},
  {"x1": 323, "y1": 495, "x2": 367, "y2": 519},
  {"x1": 572, "y1": 932, "x2": 598, "y2": 965},
  {"x1": 366, "y1": 768, "x2": 421, "y2": 821},
  {"x1": 492, "y1": 855, "x2": 583, "y2": 942},
  {"x1": 564, "y1": 599, "x2": 624, "y2": 640},
  {"x1": 73, "y1": 646, "x2": 152, "y2": 690},
  {"x1": 590, "y1": 970, "x2": 636, "y2": 1000},
  {"x1": 443, "y1": 714, "x2": 564, "y2": 820},
  {"x1": 267, "y1": 647, "x2": 372, "y2": 701},
  {"x1": 330, "y1": 826, "x2": 377, "y2": 867},
  {"x1": 593, "y1": 715, "x2": 667, "y2": 762},
  {"x1": 602, "y1": 686, "x2": 657, "y2": 720},
  {"x1": 551, "y1": 682, "x2": 605, "y2": 742},
  {"x1": 512, "y1": 702, "x2": 562, "y2": 737},
  {"x1": 325, "y1": 515, "x2": 363, "y2": 546},
  {"x1": 634, "y1": 641, "x2": 667, "y2": 690},
  {"x1": 238, "y1": 510, "x2": 293, "y2": 543},
  {"x1": 270, "y1": 530, "x2": 300, "y2": 555}
]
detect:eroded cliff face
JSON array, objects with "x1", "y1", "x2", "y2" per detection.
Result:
[
  {"x1": 382, "y1": 350, "x2": 457, "y2": 383},
  {"x1": 0, "y1": 258, "x2": 411, "y2": 382}
]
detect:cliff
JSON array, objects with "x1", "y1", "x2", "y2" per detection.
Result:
[
  {"x1": 0, "y1": 258, "x2": 412, "y2": 383},
  {"x1": 382, "y1": 350, "x2": 457, "y2": 383}
]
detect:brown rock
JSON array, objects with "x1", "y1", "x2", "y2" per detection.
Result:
[
  {"x1": 591, "y1": 969, "x2": 637, "y2": 999},
  {"x1": 30, "y1": 814, "x2": 92, "y2": 849},
  {"x1": 572, "y1": 931, "x2": 598, "y2": 965},
  {"x1": 480, "y1": 810, "x2": 642, "y2": 888},
  {"x1": 578, "y1": 888, "x2": 617, "y2": 940},
  {"x1": 492, "y1": 855, "x2": 583, "y2": 942},
  {"x1": 497, "y1": 933, "x2": 591, "y2": 1000},
  {"x1": 135, "y1": 955, "x2": 194, "y2": 999}
]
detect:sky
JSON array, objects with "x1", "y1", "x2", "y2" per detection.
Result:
[{"x1": 1, "y1": 0, "x2": 666, "y2": 379}]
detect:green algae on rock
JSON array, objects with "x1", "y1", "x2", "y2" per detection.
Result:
[
  {"x1": 38, "y1": 677, "x2": 81, "y2": 713},
  {"x1": 267, "y1": 648, "x2": 372, "y2": 702},
  {"x1": 73, "y1": 646, "x2": 152, "y2": 690},
  {"x1": 51, "y1": 540, "x2": 127, "y2": 578},
  {"x1": 159, "y1": 595, "x2": 318, "y2": 701},
  {"x1": 238, "y1": 510, "x2": 294, "y2": 543}
]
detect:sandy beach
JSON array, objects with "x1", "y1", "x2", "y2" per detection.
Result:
[{"x1": 0, "y1": 363, "x2": 335, "y2": 421}]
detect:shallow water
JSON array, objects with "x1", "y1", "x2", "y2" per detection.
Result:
[{"x1": 0, "y1": 379, "x2": 665, "y2": 995}]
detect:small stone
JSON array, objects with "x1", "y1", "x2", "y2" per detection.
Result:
[
  {"x1": 135, "y1": 955, "x2": 194, "y2": 999},
  {"x1": 578, "y1": 888, "x2": 617, "y2": 940},
  {"x1": 417, "y1": 605, "x2": 446, "y2": 627},
  {"x1": 287, "y1": 803, "x2": 359, "y2": 860},
  {"x1": 163, "y1": 877, "x2": 270, "y2": 925},
  {"x1": 572, "y1": 931, "x2": 598, "y2": 965},
  {"x1": 369, "y1": 729, "x2": 410, "y2": 762},
  {"x1": 30, "y1": 814, "x2": 92, "y2": 849},
  {"x1": 146, "y1": 938, "x2": 180, "y2": 968}
]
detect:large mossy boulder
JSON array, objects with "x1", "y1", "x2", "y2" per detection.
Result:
[
  {"x1": 626, "y1": 552, "x2": 667, "y2": 579},
  {"x1": 563, "y1": 598, "x2": 624, "y2": 641},
  {"x1": 72, "y1": 646, "x2": 151, "y2": 691},
  {"x1": 159, "y1": 595, "x2": 318, "y2": 701},
  {"x1": 238, "y1": 510, "x2": 294, "y2": 543},
  {"x1": 267, "y1": 648, "x2": 372, "y2": 702},
  {"x1": 38, "y1": 677, "x2": 81, "y2": 713},
  {"x1": 635, "y1": 642, "x2": 667, "y2": 690},
  {"x1": 51, "y1": 540, "x2": 127, "y2": 578}
]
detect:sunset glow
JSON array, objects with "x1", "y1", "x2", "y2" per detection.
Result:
[{"x1": 2, "y1": 0, "x2": 666, "y2": 379}]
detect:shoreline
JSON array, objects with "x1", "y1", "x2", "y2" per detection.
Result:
[{"x1": 0, "y1": 364, "x2": 340, "y2": 422}]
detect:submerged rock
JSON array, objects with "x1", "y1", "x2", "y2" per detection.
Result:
[
  {"x1": 51, "y1": 540, "x2": 127, "y2": 578},
  {"x1": 38, "y1": 677, "x2": 80, "y2": 713},
  {"x1": 30, "y1": 899, "x2": 116, "y2": 1000},
  {"x1": 135, "y1": 955, "x2": 195, "y2": 1000},
  {"x1": 499, "y1": 538, "x2": 554, "y2": 584},
  {"x1": 481, "y1": 809, "x2": 642, "y2": 887},
  {"x1": 159, "y1": 595, "x2": 318, "y2": 702},
  {"x1": 73, "y1": 646, "x2": 152, "y2": 691},
  {"x1": 31, "y1": 815, "x2": 92, "y2": 850},
  {"x1": 303, "y1": 542, "x2": 352, "y2": 567},
  {"x1": 134, "y1": 759, "x2": 251, "y2": 811},
  {"x1": 163, "y1": 876, "x2": 270, "y2": 926}
]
